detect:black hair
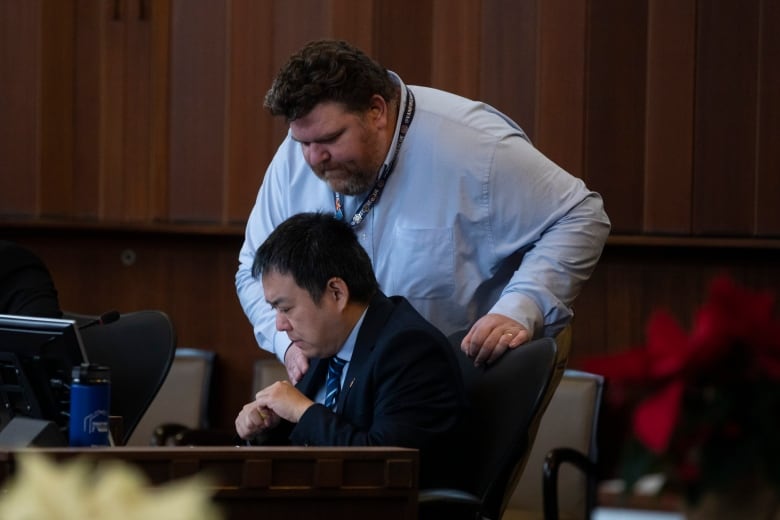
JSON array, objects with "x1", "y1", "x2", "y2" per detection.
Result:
[{"x1": 252, "y1": 212, "x2": 378, "y2": 304}]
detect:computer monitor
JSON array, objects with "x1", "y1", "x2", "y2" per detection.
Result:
[{"x1": 0, "y1": 314, "x2": 88, "y2": 438}]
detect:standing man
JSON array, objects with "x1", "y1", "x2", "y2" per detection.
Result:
[
  {"x1": 235, "y1": 212, "x2": 466, "y2": 488},
  {"x1": 236, "y1": 39, "x2": 610, "y2": 382}
]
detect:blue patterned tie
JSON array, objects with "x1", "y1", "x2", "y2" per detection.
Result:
[{"x1": 323, "y1": 356, "x2": 347, "y2": 410}]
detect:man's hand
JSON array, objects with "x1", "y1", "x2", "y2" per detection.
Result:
[
  {"x1": 284, "y1": 343, "x2": 309, "y2": 384},
  {"x1": 461, "y1": 313, "x2": 530, "y2": 367},
  {"x1": 254, "y1": 380, "x2": 314, "y2": 423},
  {"x1": 235, "y1": 381, "x2": 314, "y2": 439},
  {"x1": 235, "y1": 401, "x2": 279, "y2": 439}
]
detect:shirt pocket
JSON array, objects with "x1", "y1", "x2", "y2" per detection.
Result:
[{"x1": 390, "y1": 226, "x2": 455, "y2": 299}]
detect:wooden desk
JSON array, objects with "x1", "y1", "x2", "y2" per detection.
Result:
[{"x1": 0, "y1": 446, "x2": 419, "y2": 520}]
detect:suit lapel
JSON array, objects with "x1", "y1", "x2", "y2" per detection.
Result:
[
  {"x1": 337, "y1": 292, "x2": 395, "y2": 409},
  {"x1": 297, "y1": 357, "x2": 329, "y2": 400}
]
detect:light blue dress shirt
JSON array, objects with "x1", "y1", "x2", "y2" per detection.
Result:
[{"x1": 236, "y1": 73, "x2": 611, "y2": 362}]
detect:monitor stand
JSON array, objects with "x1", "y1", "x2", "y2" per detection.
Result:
[{"x1": 0, "y1": 417, "x2": 67, "y2": 447}]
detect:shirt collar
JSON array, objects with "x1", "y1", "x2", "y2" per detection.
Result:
[
  {"x1": 383, "y1": 71, "x2": 407, "y2": 172},
  {"x1": 334, "y1": 307, "x2": 368, "y2": 363}
]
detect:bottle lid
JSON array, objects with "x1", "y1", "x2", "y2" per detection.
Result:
[{"x1": 71, "y1": 362, "x2": 111, "y2": 383}]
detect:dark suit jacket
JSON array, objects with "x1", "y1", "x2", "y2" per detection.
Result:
[{"x1": 262, "y1": 292, "x2": 466, "y2": 488}]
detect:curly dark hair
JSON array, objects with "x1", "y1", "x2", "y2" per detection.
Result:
[{"x1": 264, "y1": 40, "x2": 398, "y2": 121}]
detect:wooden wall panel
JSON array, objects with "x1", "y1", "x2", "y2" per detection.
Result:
[
  {"x1": 568, "y1": 263, "x2": 609, "y2": 357},
  {"x1": 123, "y1": 0, "x2": 153, "y2": 221},
  {"x1": 373, "y1": 0, "x2": 433, "y2": 87},
  {"x1": 603, "y1": 263, "x2": 645, "y2": 352},
  {"x1": 271, "y1": 0, "x2": 328, "y2": 62},
  {"x1": 569, "y1": 245, "x2": 780, "y2": 358},
  {"x1": 226, "y1": 0, "x2": 275, "y2": 224},
  {"x1": 643, "y1": 0, "x2": 696, "y2": 234},
  {"x1": 692, "y1": 0, "x2": 759, "y2": 235},
  {"x1": 105, "y1": 0, "x2": 129, "y2": 221},
  {"x1": 756, "y1": 0, "x2": 780, "y2": 236},
  {"x1": 39, "y1": 1, "x2": 75, "y2": 217},
  {"x1": 73, "y1": 0, "x2": 106, "y2": 219},
  {"x1": 169, "y1": 0, "x2": 228, "y2": 222},
  {"x1": 430, "y1": 0, "x2": 481, "y2": 99},
  {"x1": 0, "y1": 1, "x2": 40, "y2": 216},
  {"x1": 328, "y1": 0, "x2": 374, "y2": 52},
  {"x1": 72, "y1": 0, "x2": 170, "y2": 222},
  {"x1": 479, "y1": 0, "x2": 537, "y2": 139},
  {"x1": 100, "y1": 0, "x2": 126, "y2": 220},
  {"x1": 149, "y1": 0, "x2": 171, "y2": 222},
  {"x1": 535, "y1": 0, "x2": 587, "y2": 177},
  {"x1": 584, "y1": 0, "x2": 648, "y2": 232},
  {"x1": 4, "y1": 0, "x2": 780, "y2": 236},
  {"x1": 268, "y1": 0, "x2": 330, "y2": 149}
]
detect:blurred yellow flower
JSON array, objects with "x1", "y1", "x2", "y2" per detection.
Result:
[{"x1": 0, "y1": 453, "x2": 224, "y2": 520}]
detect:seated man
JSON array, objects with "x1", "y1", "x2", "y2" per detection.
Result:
[
  {"x1": 235, "y1": 212, "x2": 466, "y2": 488},
  {"x1": 0, "y1": 241, "x2": 62, "y2": 318}
]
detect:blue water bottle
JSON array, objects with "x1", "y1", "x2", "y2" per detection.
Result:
[{"x1": 69, "y1": 363, "x2": 111, "y2": 447}]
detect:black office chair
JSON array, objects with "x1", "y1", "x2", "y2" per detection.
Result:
[
  {"x1": 127, "y1": 347, "x2": 216, "y2": 445},
  {"x1": 500, "y1": 369, "x2": 604, "y2": 519},
  {"x1": 418, "y1": 331, "x2": 562, "y2": 520},
  {"x1": 540, "y1": 371, "x2": 604, "y2": 520},
  {"x1": 69, "y1": 310, "x2": 177, "y2": 446}
]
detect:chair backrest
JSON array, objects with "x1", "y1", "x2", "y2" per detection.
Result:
[
  {"x1": 76, "y1": 310, "x2": 176, "y2": 445},
  {"x1": 252, "y1": 357, "x2": 289, "y2": 393},
  {"x1": 450, "y1": 331, "x2": 560, "y2": 520},
  {"x1": 126, "y1": 347, "x2": 216, "y2": 446},
  {"x1": 502, "y1": 369, "x2": 604, "y2": 520}
]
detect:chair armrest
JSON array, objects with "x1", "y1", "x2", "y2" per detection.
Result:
[
  {"x1": 417, "y1": 488, "x2": 481, "y2": 520},
  {"x1": 418, "y1": 488, "x2": 480, "y2": 504},
  {"x1": 543, "y1": 447, "x2": 598, "y2": 520}
]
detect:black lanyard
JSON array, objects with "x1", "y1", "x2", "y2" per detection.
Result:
[{"x1": 334, "y1": 87, "x2": 416, "y2": 228}]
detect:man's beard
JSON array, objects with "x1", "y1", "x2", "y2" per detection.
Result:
[
  {"x1": 319, "y1": 165, "x2": 378, "y2": 196},
  {"x1": 340, "y1": 170, "x2": 376, "y2": 195}
]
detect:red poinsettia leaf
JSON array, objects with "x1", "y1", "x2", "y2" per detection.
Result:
[
  {"x1": 644, "y1": 310, "x2": 692, "y2": 379},
  {"x1": 692, "y1": 276, "x2": 776, "y2": 353},
  {"x1": 633, "y1": 380, "x2": 685, "y2": 454},
  {"x1": 708, "y1": 275, "x2": 775, "y2": 325}
]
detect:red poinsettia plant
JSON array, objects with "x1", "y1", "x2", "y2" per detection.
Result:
[{"x1": 584, "y1": 275, "x2": 780, "y2": 505}]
